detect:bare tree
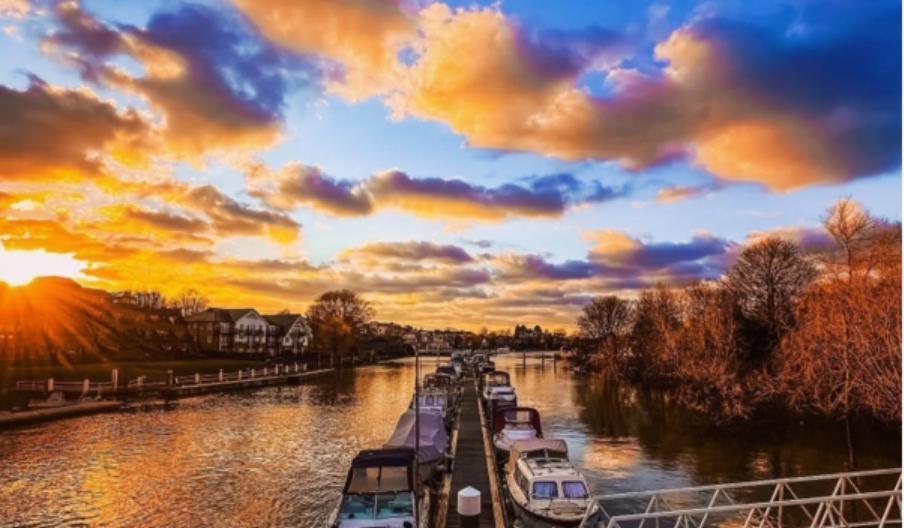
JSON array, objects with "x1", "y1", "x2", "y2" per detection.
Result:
[
  {"x1": 578, "y1": 296, "x2": 632, "y2": 369},
  {"x1": 173, "y1": 289, "x2": 208, "y2": 316},
  {"x1": 725, "y1": 236, "x2": 816, "y2": 361},
  {"x1": 307, "y1": 290, "x2": 375, "y2": 368}
]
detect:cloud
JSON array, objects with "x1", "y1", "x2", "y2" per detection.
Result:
[
  {"x1": 655, "y1": 183, "x2": 720, "y2": 204},
  {"x1": 48, "y1": 0, "x2": 320, "y2": 158},
  {"x1": 0, "y1": 77, "x2": 149, "y2": 182},
  {"x1": 339, "y1": 241, "x2": 474, "y2": 264},
  {"x1": 178, "y1": 184, "x2": 300, "y2": 243},
  {"x1": 246, "y1": 161, "x2": 372, "y2": 215},
  {"x1": 246, "y1": 162, "x2": 626, "y2": 221},
  {"x1": 384, "y1": 2, "x2": 900, "y2": 190},
  {"x1": 232, "y1": 0, "x2": 414, "y2": 99}
]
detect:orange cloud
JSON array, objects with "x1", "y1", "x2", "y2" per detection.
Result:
[
  {"x1": 0, "y1": 78, "x2": 150, "y2": 183},
  {"x1": 232, "y1": 0, "x2": 414, "y2": 99}
]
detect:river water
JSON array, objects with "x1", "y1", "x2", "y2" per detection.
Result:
[{"x1": 0, "y1": 354, "x2": 899, "y2": 527}]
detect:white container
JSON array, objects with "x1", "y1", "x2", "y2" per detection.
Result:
[{"x1": 457, "y1": 486, "x2": 481, "y2": 516}]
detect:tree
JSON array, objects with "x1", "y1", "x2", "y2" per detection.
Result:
[
  {"x1": 173, "y1": 289, "x2": 208, "y2": 316},
  {"x1": 725, "y1": 237, "x2": 816, "y2": 362},
  {"x1": 577, "y1": 296, "x2": 632, "y2": 369},
  {"x1": 307, "y1": 290, "x2": 375, "y2": 368},
  {"x1": 578, "y1": 296, "x2": 632, "y2": 339}
]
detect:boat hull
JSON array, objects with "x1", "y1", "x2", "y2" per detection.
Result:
[{"x1": 509, "y1": 497, "x2": 585, "y2": 528}]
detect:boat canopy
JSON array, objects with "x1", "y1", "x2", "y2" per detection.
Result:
[
  {"x1": 344, "y1": 448, "x2": 415, "y2": 493},
  {"x1": 483, "y1": 370, "x2": 511, "y2": 387},
  {"x1": 435, "y1": 365, "x2": 456, "y2": 377},
  {"x1": 508, "y1": 439, "x2": 569, "y2": 473},
  {"x1": 384, "y1": 409, "x2": 449, "y2": 463},
  {"x1": 423, "y1": 374, "x2": 452, "y2": 390},
  {"x1": 493, "y1": 407, "x2": 542, "y2": 436}
]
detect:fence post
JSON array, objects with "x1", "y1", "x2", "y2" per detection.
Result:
[
  {"x1": 111, "y1": 369, "x2": 118, "y2": 393},
  {"x1": 218, "y1": 369, "x2": 224, "y2": 382}
]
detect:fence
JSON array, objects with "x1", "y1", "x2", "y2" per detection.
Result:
[{"x1": 580, "y1": 468, "x2": 902, "y2": 528}]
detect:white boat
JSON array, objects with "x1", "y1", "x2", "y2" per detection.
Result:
[
  {"x1": 410, "y1": 388, "x2": 450, "y2": 425},
  {"x1": 479, "y1": 370, "x2": 511, "y2": 399},
  {"x1": 505, "y1": 439, "x2": 595, "y2": 527},
  {"x1": 328, "y1": 448, "x2": 430, "y2": 528},
  {"x1": 383, "y1": 409, "x2": 449, "y2": 485},
  {"x1": 492, "y1": 407, "x2": 542, "y2": 463}
]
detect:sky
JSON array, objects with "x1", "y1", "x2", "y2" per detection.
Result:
[{"x1": 0, "y1": 0, "x2": 900, "y2": 330}]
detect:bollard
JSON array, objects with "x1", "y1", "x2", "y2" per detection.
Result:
[
  {"x1": 83, "y1": 378, "x2": 90, "y2": 395},
  {"x1": 111, "y1": 368, "x2": 119, "y2": 393},
  {"x1": 218, "y1": 369, "x2": 224, "y2": 382},
  {"x1": 194, "y1": 372, "x2": 200, "y2": 384},
  {"x1": 457, "y1": 486, "x2": 481, "y2": 527},
  {"x1": 47, "y1": 377, "x2": 54, "y2": 393},
  {"x1": 167, "y1": 369, "x2": 174, "y2": 387}
]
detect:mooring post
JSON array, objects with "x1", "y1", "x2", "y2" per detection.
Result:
[
  {"x1": 294, "y1": 362, "x2": 298, "y2": 373},
  {"x1": 263, "y1": 366, "x2": 268, "y2": 376},
  {"x1": 111, "y1": 368, "x2": 118, "y2": 393},
  {"x1": 238, "y1": 370, "x2": 243, "y2": 380},
  {"x1": 457, "y1": 486, "x2": 481, "y2": 527},
  {"x1": 218, "y1": 369, "x2": 224, "y2": 382},
  {"x1": 82, "y1": 378, "x2": 89, "y2": 395},
  {"x1": 167, "y1": 369, "x2": 174, "y2": 387},
  {"x1": 194, "y1": 372, "x2": 200, "y2": 384},
  {"x1": 251, "y1": 368, "x2": 256, "y2": 378},
  {"x1": 45, "y1": 377, "x2": 54, "y2": 393}
]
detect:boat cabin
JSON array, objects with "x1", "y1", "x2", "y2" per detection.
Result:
[
  {"x1": 334, "y1": 448, "x2": 418, "y2": 526},
  {"x1": 506, "y1": 439, "x2": 592, "y2": 522},
  {"x1": 493, "y1": 407, "x2": 542, "y2": 437}
]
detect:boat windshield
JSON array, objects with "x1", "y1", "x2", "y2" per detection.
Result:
[
  {"x1": 532, "y1": 481, "x2": 559, "y2": 499},
  {"x1": 562, "y1": 481, "x2": 589, "y2": 499},
  {"x1": 339, "y1": 491, "x2": 414, "y2": 520},
  {"x1": 376, "y1": 491, "x2": 415, "y2": 518}
]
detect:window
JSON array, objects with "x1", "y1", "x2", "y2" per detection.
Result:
[
  {"x1": 562, "y1": 481, "x2": 589, "y2": 499},
  {"x1": 532, "y1": 481, "x2": 558, "y2": 499}
]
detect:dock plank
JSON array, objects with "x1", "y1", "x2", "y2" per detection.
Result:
[{"x1": 445, "y1": 380, "x2": 497, "y2": 528}]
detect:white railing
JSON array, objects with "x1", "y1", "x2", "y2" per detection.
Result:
[{"x1": 581, "y1": 468, "x2": 902, "y2": 528}]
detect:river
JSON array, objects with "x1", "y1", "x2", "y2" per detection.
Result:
[{"x1": 0, "y1": 354, "x2": 899, "y2": 527}]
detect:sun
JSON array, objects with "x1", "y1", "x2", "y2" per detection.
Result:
[{"x1": 0, "y1": 245, "x2": 86, "y2": 286}]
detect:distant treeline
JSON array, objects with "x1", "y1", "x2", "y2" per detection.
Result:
[{"x1": 572, "y1": 199, "x2": 901, "y2": 423}]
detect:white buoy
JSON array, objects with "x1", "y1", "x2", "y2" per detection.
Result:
[{"x1": 457, "y1": 486, "x2": 481, "y2": 516}]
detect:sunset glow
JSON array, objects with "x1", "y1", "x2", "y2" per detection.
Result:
[
  {"x1": 0, "y1": 0, "x2": 898, "y2": 329},
  {"x1": 0, "y1": 246, "x2": 85, "y2": 286}
]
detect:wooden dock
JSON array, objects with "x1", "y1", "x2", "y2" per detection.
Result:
[
  {"x1": 0, "y1": 400, "x2": 123, "y2": 429},
  {"x1": 443, "y1": 379, "x2": 501, "y2": 528},
  {"x1": 160, "y1": 368, "x2": 333, "y2": 399}
]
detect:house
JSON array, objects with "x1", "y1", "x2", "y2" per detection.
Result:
[
  {"x1": 186, "y1": 308, "x2": 311, "y2": 356},
  {"x1": 264, "y1": 313, "x2": 311, "y2": 355}
]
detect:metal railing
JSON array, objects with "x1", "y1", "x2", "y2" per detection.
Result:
[{"x1": 580, "y1": 468, "x2": 902, "y2": 528}]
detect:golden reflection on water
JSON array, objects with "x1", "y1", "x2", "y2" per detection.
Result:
[{"x1": 0, "y1": 355, "x2": 898, "y2": 527}]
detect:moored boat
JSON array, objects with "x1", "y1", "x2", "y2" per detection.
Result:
[
  {"x1": 504, "y1": 439, "x2": 595, "y2": 527},
  {"x1": 492, "y1": 406, "x2": 542, "y2": 463},
  {"x1": 383, "y1": 409, "x2": 449, "y2": 485},
  {"x1": 327, "y1": 447, "x2": 430, "y2": 528}
]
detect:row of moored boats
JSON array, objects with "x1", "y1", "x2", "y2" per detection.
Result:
[
  {"x1": 328, "y1": 351, "x2": 595, "y2": 528},
  {"x1": 480, "y1": 360, "x2": 596, "y2": 527}
]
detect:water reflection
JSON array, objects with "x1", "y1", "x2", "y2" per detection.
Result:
[{"x1": 0, "y1": 355, "x2": 898, "y2": 527}]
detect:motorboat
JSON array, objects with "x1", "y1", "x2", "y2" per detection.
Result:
[
  {"x1": 383, "y1": 409, "x2": 449, "y2": 485},
  {"x1": 492, "y1": 407, "x2": 542, "y2": 463},
  {"x1": 423, "y1": 374, "x2": 459, "y2": 411},
  {"x1": 451, "y1": 352, "x2": 466, "y2": 377},
  {"x1": 480, "y1": 370, "x2": 511, "y2": 399},
  {"x1": 328, "y1": 447, "x2": 429, "y2": 528},
  {"x1": 505, "y1": 439, "x2": 595, "y2": 527},
  {"x1": 485, "y1": 384, "x2": 517, "y2": 418},
  {"x1": 434, "y1": 364, "x2": 457, "y2": 380},
  {"x1": 409, "y1": 388, "x2": 451, "y2": 426}
]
